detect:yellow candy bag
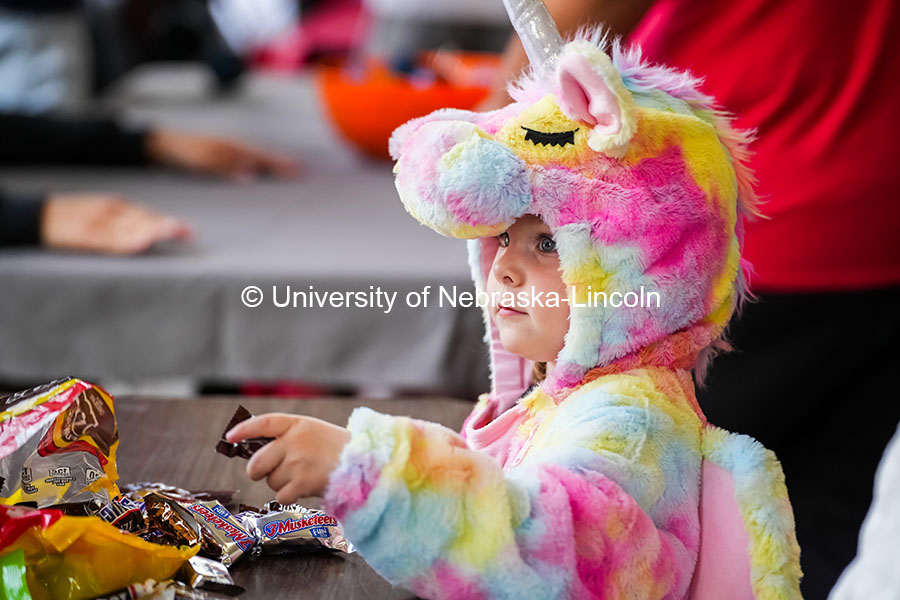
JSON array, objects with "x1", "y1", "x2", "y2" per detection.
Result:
[{"x1": 0, "y1": 504, "x2": 197, "y2": 600}]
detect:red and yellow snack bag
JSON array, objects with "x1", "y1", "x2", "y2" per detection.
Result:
[
  {"x1": 0, "y1": 504, "x2": 197, "y2": 600},
  {"x1": 0, "y1": 379, "x2": 120, "y2": 508}
]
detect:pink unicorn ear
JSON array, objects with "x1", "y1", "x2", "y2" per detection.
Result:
[
  {"x1": 558, "y1": 54, "x2": 622, "y2": 134},
  {"x1": 555, "y1": 41, "x2": 637, "y2": 157}
]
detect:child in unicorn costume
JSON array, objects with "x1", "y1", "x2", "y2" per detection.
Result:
[{"x1": 227, "y1": 1, "x2": 803, "y2": 597}]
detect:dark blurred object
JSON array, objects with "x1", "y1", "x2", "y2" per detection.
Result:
[
  {"x1": 0, "y1": 112, "x2": 147, "y2": 165},
  {"x1": 0, "y1": 0, "x2": 80, "y2": 10},
  {"x1": 87, "y1": 0, "x2": 246, "y2": 93}
]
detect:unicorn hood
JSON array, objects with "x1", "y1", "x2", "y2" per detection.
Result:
[{"x1": 389, "y1": 30, "x2": 756, "y2": 404}]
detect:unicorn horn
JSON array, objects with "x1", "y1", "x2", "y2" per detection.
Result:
[{"x1": 501, "y1": 0, "x2": 564, "y2": 84}]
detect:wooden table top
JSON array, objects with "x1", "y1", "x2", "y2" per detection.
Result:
[{"x1": 115, "y1": 395, "x2": 475, "y2": 600}]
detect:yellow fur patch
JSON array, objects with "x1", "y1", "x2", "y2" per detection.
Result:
[{"x1": 495, "y1": 96, "x2": 593, "y2": 167}]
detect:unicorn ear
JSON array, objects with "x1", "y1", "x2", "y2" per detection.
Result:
[{"x1": 555, "y1": 41, "x2": 637, "y2": 158}]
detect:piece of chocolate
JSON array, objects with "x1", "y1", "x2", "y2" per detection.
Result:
[{"x1": 215, "y1": 405, "x2": 273, "y2": 460}]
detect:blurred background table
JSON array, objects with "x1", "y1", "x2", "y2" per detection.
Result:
[
  {"x1": 0, "y1": 65, "x2": 489, "y2": 398},
  {"x1": 116, "y1": 394, "x2": 474, "y2": 599}
]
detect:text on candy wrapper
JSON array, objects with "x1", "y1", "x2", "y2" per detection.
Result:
[
  {"x1": 263, "y1": 514, "x2": 338, "y2": 539},
  {"x1": 187, "y1": 503, "x2": 255, "y2": 551}
]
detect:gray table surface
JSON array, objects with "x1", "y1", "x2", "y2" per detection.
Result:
[{"x1": 0, "y1": 65, "x2": 489, "y2": 397}]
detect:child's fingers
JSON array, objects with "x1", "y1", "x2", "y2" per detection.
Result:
[
  {"x1": 246, "y1": 439, "x2": 285, "y2": 482},
  {"x1": 274, "y1": 479, "x2": 305, "y2": 505},
  {"x1": 226, "y1": 413, "x2": 296, "y2": 442},
  {"x1": 265, "y1": 462, "x2": 294, "y2": 493}
]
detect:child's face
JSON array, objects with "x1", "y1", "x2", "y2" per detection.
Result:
[{"x1": 485, "y1": 214, "x2": 570, "y2": 364}]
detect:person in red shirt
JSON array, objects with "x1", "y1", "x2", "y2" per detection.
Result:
[{"x1": 483, "y1": 1, "x2": 900, "y2": 598}]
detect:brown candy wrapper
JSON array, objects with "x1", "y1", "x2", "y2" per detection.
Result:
[
  {"x1": 215, "y1": 406, "x2": 273, "y2": 460},
  {"x1": 138, "y1": 492, "x2": 243, "y2": 565},
  {"x1": 237, "y1": 501, "x2": 354, "y2": 555},
  {"x1": 142, "y1": 493, "x2": 256, "y2": 567},
  {"x1": 0, "y1": 378, "x2": 120, "y2": 508},
  {"x1": 143, "y1": 492, "x2": 206, "y2": 550}
]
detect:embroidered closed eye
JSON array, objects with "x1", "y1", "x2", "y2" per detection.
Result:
[{"x1": 522, "y1": 126, "x2": 578, "y2": 147}]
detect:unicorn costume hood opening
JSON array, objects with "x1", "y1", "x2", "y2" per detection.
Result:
[{"x1": 390, "y1": 22, "x2": 757, "y2": 406}]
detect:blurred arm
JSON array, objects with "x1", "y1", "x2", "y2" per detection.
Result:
[
  {"x1": 0, "y1": 113, "x2": 149, "y2": 166},
  {"x1": 0, "y1": 113, "x2": 298, "y2": 178},
  {"x1": 0, "y1": 190, "x2": 44, "y2": 246}
]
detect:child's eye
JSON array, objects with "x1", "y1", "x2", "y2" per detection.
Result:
[
  {"x1": 539, "y1": 235, "x2": 557, "y2": 253},
  {"x1": 498, "y1": 232, "x2": 510, "y2": 247}
]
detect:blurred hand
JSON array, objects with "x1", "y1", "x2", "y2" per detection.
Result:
[
  {"x1": 146, "y1": 129, "x2": 300, "y2": 180},
  {"x1": 226, "y1": 413, "x2": 351, "y2": 504},
  {"x1": 476, "y1": 91, "x2": 513, "y2": 112},
  {"x1": 42, "y1": 194, "x2": 191, "y2": 254}
]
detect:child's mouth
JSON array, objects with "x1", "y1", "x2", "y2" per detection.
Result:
[{"x1": 497, "y1": 305, "x2": 528, "y2": 317}]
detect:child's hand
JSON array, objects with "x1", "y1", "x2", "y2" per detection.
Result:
[{"x1": 225, "y1": 413, "x2": 350, "y2": 504}]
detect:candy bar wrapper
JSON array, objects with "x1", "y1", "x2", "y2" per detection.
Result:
[
  {"x1": 0, "y1": 378, "x2": 120, "y2": 508},
  {"x1": 141, "y1": 493, "x2": 243, "y2": 566},
  {"x1": 121, "y1": 482, "x2": 234, "y2": 507},
  {"x1": 177, "y1": 556, "x2": 244, "y2": 596},
  {"x1": 55, "y1": 495, "x2": 145, "y2": 532},
  {"x1": 88, "y1": 579, "x2": 160, "y2": 600},
  {"x1": 164, "y1": 494, "x2": 256, "y2": 566},
  {"x1": 238, "y1": 502, "x2": 354, "y2": 554},
  {"x1": 91, "y1": 579, "x2": 234, "y2": 600},
  {"x1": 168, "y1": 581, "x2": 235, "y2": 600},
  {"x1": 182, "y1": 500, "x2": 256, "y2": 566},
  {"x1": 142, "y1": 493, "x2": 207, "y2": 550},
  {"x1": 97, "y1": 494, "x2": 146, "y2": 532},
  {"x1": 215, "y1": 406, "x2": 273, "y2": 460}
]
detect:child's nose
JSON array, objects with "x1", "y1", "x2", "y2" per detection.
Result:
[{"x1": 492, "y1": 249, "x2": 523, "y2": 287}]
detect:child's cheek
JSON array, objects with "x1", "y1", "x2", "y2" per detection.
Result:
[{"x1": 539, "y1": 303, "x2": 571, "y2": 359}]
